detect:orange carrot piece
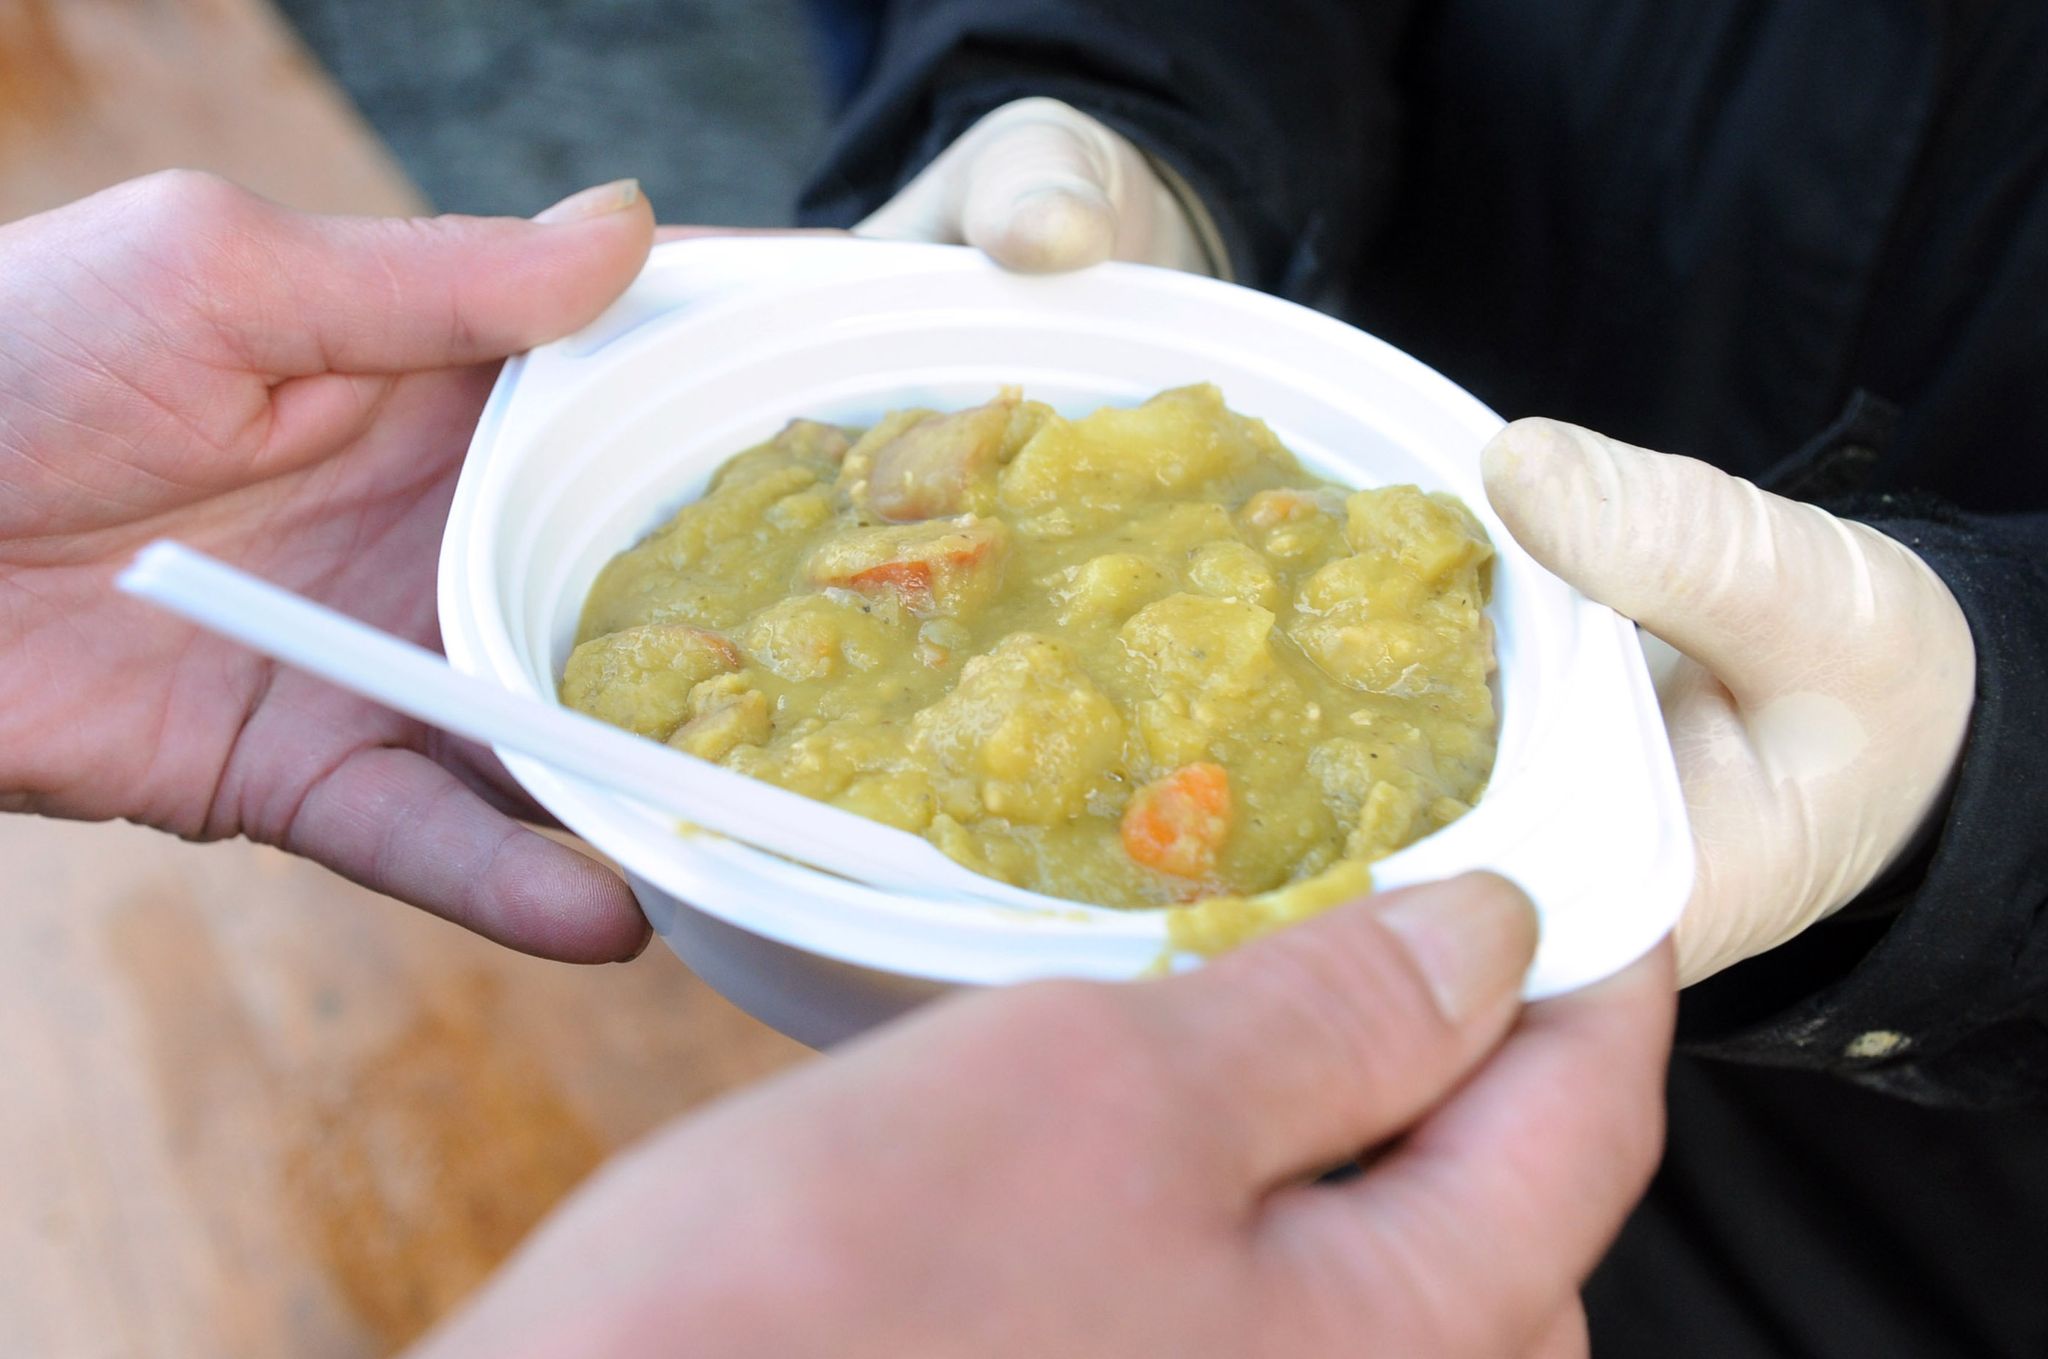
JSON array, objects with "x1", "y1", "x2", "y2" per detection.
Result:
[
  {"x1": 810, "y1": 522, "x2": 1000, "y2": 615},
  {"x1": 1121, "y1": 763, "x2": 1232, "y2": 878},
  {"x1": 843, "y1": 559, "x2": 936, "y2": 610}
]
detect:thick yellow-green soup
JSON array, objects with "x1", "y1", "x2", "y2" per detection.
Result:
[{"x1": 565, "y1": 385, "x2": 1496, "y2": 949}]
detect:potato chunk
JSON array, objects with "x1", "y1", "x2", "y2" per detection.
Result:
[
  {"x1": 1000, "y1": 384, "x2": 1295, "y2": 520},
  {"x1": 863, "y1": 393, "x2": 1016, "y2": 521},
  {"x1": 1118, "y1": 595, "x2": 1294, "y2": 766},
  {"x1": 1309, "y1": 731, "x2": 1478, "y2": 861},
  {"x1": 1344, "y1": 485, "x2": 1492, "y2": 585},
  {"x1": 1056, "y1": 553, "x2": 1173, "y2": 626},
  {"x1": 910, "y1": 634, "x2": 1125, "y2": 824},
  {"x1": 741, "y1": 595, "x2": 902, "y2": 682},
  {"x1": 560, "y1": 623, "x2": 741, "y2": 740},
  {"x1": 769, "y1": 418, "x2": 851, "y2": 463},
  {"x1": 1120, "y1": 594, "x2": 1279, "y2": 700},
  {"x1": 803, "y1": 516, "x2": 1008, "y2": 618},
  {"x1": 1185, "y1": 540, "x2": 1280, "y2": 610},
  {"x1": 1291, "y1": 604, "x2": 1442, "y2": 698},
  {"x1": 668, "y1": 685, "x2": 773, "y2": 761}
]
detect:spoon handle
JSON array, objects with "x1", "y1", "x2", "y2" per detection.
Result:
[{"x1": 116, "y1": 541, "x2": 1028, "y2": 906}]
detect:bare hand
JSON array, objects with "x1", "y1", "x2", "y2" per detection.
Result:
[
  {"x1": 415, "y1": 874, "x2": 1674, "y2": 1359},
  {"x1": 0, "y1": 172, "x2": 655, "y2": 960}
]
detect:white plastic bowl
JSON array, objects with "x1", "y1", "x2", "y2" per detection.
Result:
[{"x1": 438, "y1": 238, "x2": 1692, "y2": 1048}]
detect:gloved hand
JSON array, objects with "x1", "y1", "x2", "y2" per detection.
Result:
[
  {"x1": 854, "y1": 97, "x2": 1221, "y2": 276},
  {"x1": 1483, "y1": 419, "x2": 1976, "y2": 985},
  {"x1": 415, "y1": 875, "x2": 1674, "y2": 1359}
]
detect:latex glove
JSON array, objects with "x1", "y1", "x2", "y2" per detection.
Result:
[
  {"x1": 855, "y1": 96, "x2": 1221, "y2": 275},
  {"x1": 1483, "y1": 419, "x2": 1976, "y2": 985},
  {"x1": 0, "y1": 172, "x2": 654, "y2": 961},
  {"x1": 414, "y1": 874, "x2": 1674, "y2": 1359}
]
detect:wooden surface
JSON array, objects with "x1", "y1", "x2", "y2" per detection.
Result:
[
  {"x1": 0, "y1": 818, "x2": 808, "y2": 1357},
  {"x1": 0, "y1": 4, "x2": 809, "y2": 1356},
  {"x1": 0, "y1": 0, "x2": 423, "y2": 221}
]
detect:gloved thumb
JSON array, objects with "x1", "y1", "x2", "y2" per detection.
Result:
[
  {"x1": 1480, "y1": 417, "x2": 1969, "y2": 707},
  {"x1": 1481, "y1": 417, "x2": 1975, "y2": 980},
  {"x1": 957, "y1": 111, "x2": 1123, "y2": 272},
  {"x1": 856, "y1": 97, "x2": 1210, "y2": 274},
  {"x1": 208, "y1": 176, "x2": 655, "y2": 377}
]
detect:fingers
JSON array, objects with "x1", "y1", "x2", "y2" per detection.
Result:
[
  {"x1": 428, "y1": 729, "x2": 566, "y2": 827},
  {"x1": 1261, "y1": 941, "x2": 1673, "y2": 1356},
  {"x1": 1482, "y1": 417, "x2": 1780, "y2": 685},
  {"x1": 955, "y1": 113, "x2": 1123, "y2": 271},
  {"x1": 855, "y1": 99, "x2": 1115, "y2": 269},
  {"x1": 108, "y1": 170, "x2": 654, "y2": 378},
  {"x1": 280, "y1": 745, "x2": 648, "y2": 962},
  {"x1": 286, "y1": 179, "x2": 653, "y2": 375},
  {"x1": 1138, "y1": 873, "x2": 1538, "y2": 1188},
  {"x1": 855, "y1": 97, "x2": 1210, "y2": 274},
  {"x1": 1479, "y1": 417, "x2": 1971, "y2": 704}
]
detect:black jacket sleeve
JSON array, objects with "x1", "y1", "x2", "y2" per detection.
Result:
[
  {"x1": 1677, "y1": 503, "x2": 2048, "y2": 1110},
  {"x1": 796, "y1": 0, "x2": 1418, "y2": 309}
]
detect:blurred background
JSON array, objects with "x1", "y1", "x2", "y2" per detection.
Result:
[{"x1": 0, "y1": 2, "x2": 832, "y2": 1354}]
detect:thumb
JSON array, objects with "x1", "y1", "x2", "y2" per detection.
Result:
[
  {"x1": 958, "y1": 113, "x2": 1122, "y2": 272},
  {"x1": 1479, "y1": 417, "x2": 1965, "y2": 701},
  {"x1": 219, "y1": 178, "x2": 655, "y2": 376},
  {"x1": 1139, "y1": 872, "x2": 1537, "y2": 1188},
  {"x1": 857, "y1": 97, "x2": 1206, "y2": 273}
]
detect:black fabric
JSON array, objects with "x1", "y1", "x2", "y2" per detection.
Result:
[
  {"x1": 799, "y1": 0, "x2": 1420, "y2": 312},
  {"x1": 801, "y1": 0, "x2": 2048, "y2": 1351},
  {"x1": 1585, "y1": 1057, "x2": 2048, "y2": 1358}
]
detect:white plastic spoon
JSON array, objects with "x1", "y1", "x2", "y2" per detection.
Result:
[{"x1": 117, "y1": 541, "x2": 1068, "y2": 913}]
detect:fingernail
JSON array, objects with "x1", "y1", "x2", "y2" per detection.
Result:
[
  {"x1": 1374, "y1": 873, "x2": 1539, "y2": 1022},
  {"x1": 534, "y1": 178, "x2": 642, "y2": 225},
  {"x1": 616, "y1": 929, "x2": 654, "y2": 964}
]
